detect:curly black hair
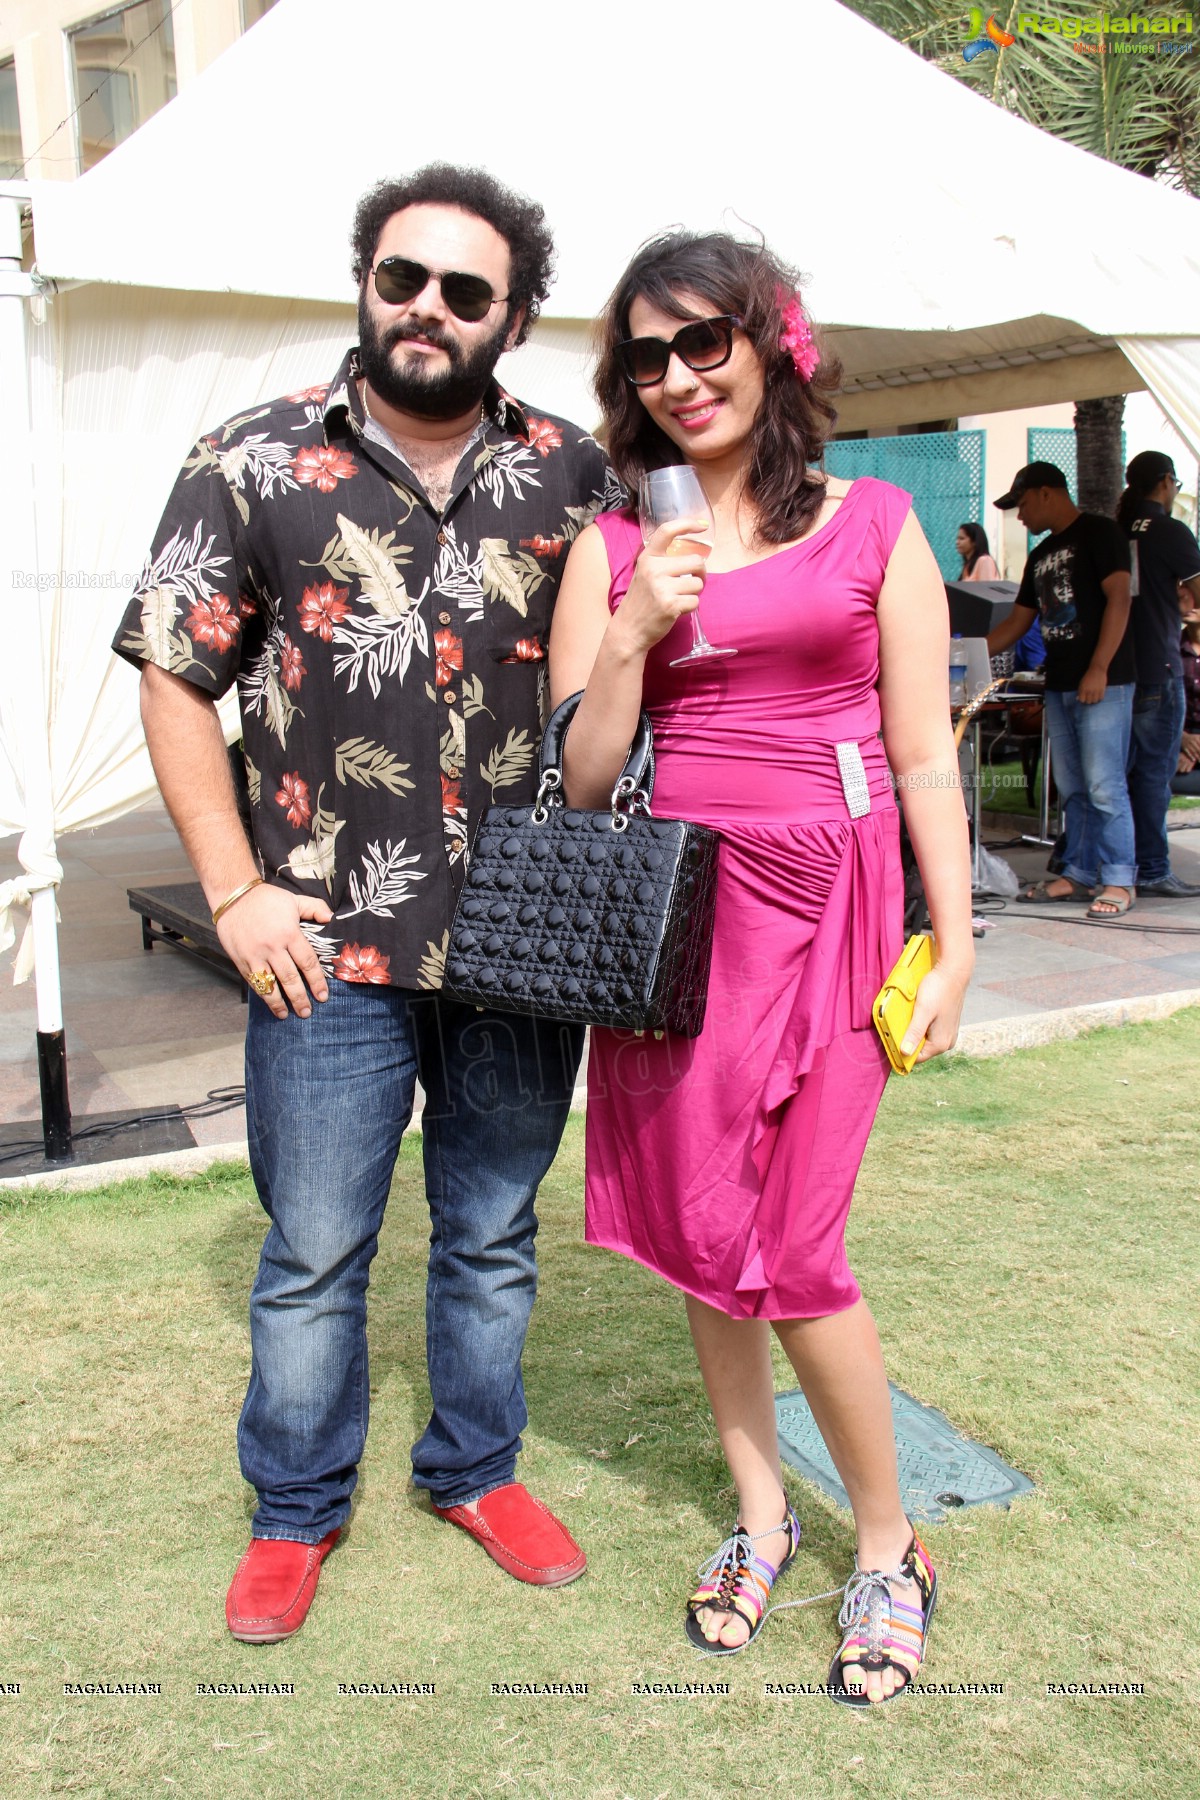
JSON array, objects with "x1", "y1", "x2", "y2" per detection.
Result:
[{"x1": 350, "y1": 164, "x2": 555, "y2": 347}]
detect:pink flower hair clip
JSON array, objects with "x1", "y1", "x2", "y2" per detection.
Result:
[{"x1": 778, "y1": 289, "x2": 821, "y2": 383}]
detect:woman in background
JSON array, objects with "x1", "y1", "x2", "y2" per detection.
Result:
[
  {"x1": 955, "y1": 521, "x2": 998, "y2": 581},
  {"x1": 1171, "y1": 611, "x2": 1200, "y2": 796},
  {"x1": 550, "y1": 231, "x2": 973, "y2": 1705},
  {"x1": 1117, "y1": 450, "x2": 1200, "y2": 896}
]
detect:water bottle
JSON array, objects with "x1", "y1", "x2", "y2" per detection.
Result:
[{"x1": 949, "y1": 635, "x2": 969, "y2": 707}]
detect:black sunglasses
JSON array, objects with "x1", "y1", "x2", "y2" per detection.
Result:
[
  {"x1": 372, "y1": 256, "x2": 508, "y2": 323},
  {"x1": 616, "y1": 315, "x2": 744, "y2": 388}
]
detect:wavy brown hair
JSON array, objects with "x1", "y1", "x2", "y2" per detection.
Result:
[{"x1": 594, "y1": 231, "x2": 843, "y2": 544}]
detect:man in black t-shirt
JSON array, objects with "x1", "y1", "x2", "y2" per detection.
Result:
[
  {"x1": 987, "y1": 462, "x2": 1136, "y2": 915},
  {"x1": 1120, "y1": 450, "x2": 1200, "y2": 897}
]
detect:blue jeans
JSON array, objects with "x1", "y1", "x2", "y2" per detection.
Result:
[
  {"x1": 1045, "y1": 684, "x2": 1136, "y2": 889},
  {"x1": 1128, "y1": 678, "x2": 1186, "y2": 884},
  {"x1": 238, "y1": 980, "x2": 583, "y2": 1542}
]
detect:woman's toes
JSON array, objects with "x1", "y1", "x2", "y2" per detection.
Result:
[{"x1": 694, "y1": 1602, "x2": 749, "y2": 1648}]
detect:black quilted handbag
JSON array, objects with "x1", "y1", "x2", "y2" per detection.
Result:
[{"x1": 442, "y1": 690, "x2": 719, "y2": 1036}]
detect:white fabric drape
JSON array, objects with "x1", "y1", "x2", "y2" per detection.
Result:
[
  {"x1": 0, "y1": 284, "x2": 355, "y2": 846},
  {"x1": 1116, "y1": 338, "x2": 1200, "y2": 469},
  {"x1": 6, "y1": 290, "x2": 1200, "y2": 858},
  {"x1": 6, "y1": 288, "x2": 1200, "y2": 861}
]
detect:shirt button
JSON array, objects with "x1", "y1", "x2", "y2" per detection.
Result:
[
  {"x1": 438, "y1": 611, "x2": 451, "y2": 625},
  {"x1": 437, "y1": 530, "x2": 448, "y2": 545},
  {"x1": 443, "y1": 690, "x2": 456, "y2": 704}
]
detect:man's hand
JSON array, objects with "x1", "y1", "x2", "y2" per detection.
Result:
[
  {"x1": 1077, "y1": 665, "x2": 1108, "y2": 705},
  {"x1": 216, "y1": 883, "x2": 333, "y2": 1019},
  {"x1": 1178, "y1": 731, "x2": 1200, "y2": 775}
]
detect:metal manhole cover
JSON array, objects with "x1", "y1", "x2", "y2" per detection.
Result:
[{"x1": 775, "y1": 1385, "x2": 1034, "y2": 1523}]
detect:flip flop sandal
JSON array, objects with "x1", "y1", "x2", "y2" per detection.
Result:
[
  {"x1": 828, "y1": 1528, "x2": 938, "y2": 1707},
  {"x1": 1087, "y1": 890, "x2": 1135, "y2": 918},
  {"x1": 684, "y1": 1501, "x2": 801, "y2": 1654},
  {"x1": 1017, "y1": 879, "x2": 1091, "y2": 904}
]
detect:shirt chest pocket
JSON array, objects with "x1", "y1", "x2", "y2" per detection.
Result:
[{"x1": 477, "y1": 536, "x2": 558, "y2": 667}]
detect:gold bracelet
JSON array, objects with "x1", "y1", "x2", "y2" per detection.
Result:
[{"x1": 212, "y1": 876, "x2": 264, "y2": 926}]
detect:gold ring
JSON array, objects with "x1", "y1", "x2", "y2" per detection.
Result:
[{"x1": 248, "y1": 968, "x2": 277, "y2": 998}]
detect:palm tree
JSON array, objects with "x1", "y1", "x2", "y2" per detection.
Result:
[{"x1": 843, "y1": 1, "x2": 1200, "y2": 510}]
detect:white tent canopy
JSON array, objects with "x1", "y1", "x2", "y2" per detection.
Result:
[
  {"x1": 26, "y1": 0, "x2": 1200, "y2": 433},
  {"x1": 3, "y1": 0, "x2": 1200, "y2": 984}
]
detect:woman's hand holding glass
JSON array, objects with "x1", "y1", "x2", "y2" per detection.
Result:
[
  {"x1": 608, "y1": 517, "x2": 712, "y2": 658},
  {"x1": 637, "y1": 468, "x2": 736, "y2": 666}
]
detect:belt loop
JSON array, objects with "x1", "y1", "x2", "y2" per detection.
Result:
[{"x1": 836, "y1": 741, "x2": 871, "y2": 819}]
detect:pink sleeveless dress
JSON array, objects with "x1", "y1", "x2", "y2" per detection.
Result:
[{"x1": 585, "y1": 478, "x2": 911, "y2": 1320}]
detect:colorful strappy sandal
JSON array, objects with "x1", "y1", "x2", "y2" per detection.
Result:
[
  {"x1": 684, "y1": 1501, "x2": 801, "y2": 1654},
  {"x1": 828, "y1": 1528, "x2": 937, "y2": 1706}
]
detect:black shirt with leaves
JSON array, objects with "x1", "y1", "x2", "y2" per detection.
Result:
[{"x1": 114, "y1": 348, "x2": 619, "y2": 990}]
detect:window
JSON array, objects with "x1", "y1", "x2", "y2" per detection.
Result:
[
  {"x1": 70, "y1": 1, "x2": 176, "y2": 172},
  {"x1": 241, "y1": 0, "x2": 279, "y2": 27},
  {"x1": 0, "y1": 60, "x2": 20, "y2": 180}
]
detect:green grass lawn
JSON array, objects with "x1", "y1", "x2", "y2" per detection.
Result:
[{"x1": 2, "y1": 1015, "x2": 1199, "y2": 1799}]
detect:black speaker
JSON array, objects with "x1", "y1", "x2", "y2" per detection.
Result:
[{"x1": 945, "y1": 578, "x2": 1019, "y2": 638}]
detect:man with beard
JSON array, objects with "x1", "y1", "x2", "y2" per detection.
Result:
[{"x1": 113, "y1": 165, "x2": 618, "y2": 1641}]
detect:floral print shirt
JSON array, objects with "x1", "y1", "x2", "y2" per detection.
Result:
[{"x1": 114, "y1": 348, "x2": 620, "y2": 991}]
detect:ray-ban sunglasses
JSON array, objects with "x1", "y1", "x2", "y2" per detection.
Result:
[
  {"x1": 616, "y1": 315, "x2": 744, "y2": 387},
  {"x1": 372, "y1": 256, "x2": 508, "y2": 323}
]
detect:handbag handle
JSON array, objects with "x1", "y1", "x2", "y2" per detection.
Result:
[{"x1": 535, "y1": 689, "x2": 654, "y2": 824}]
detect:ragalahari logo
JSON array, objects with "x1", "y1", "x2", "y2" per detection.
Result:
[{"x1": 963, "y1": 9, "x2": 1018, "y2": 58}]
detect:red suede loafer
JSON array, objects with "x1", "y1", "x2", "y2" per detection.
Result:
[
  {"x1": 225, "y1": 1528, "x2": 340, "y2": 1643},
  {"x1": 432, "y1": 1482, "x2": 586, "y2": 1587}
]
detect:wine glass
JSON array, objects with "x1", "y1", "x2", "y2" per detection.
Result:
[{"x1": 637, "y1": 467, "x2": 737, "y2": 668}]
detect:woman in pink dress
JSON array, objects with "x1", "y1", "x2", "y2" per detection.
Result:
[{"x1": 550, "y1": 232, "x2": 973, "y2": 1706}]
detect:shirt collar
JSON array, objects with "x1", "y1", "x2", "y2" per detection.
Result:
[{"x1": 322, "y1": 347, "x2": 531, "y2": 444}]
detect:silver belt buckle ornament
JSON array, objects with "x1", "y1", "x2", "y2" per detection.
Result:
[{"x1": 836, "y1": 741, "x2": 871, "y2": 819}]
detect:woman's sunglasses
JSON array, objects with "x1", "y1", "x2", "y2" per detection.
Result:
[
  {"x1": 372, "y1": 256, "x2": 507, "y2": 323},
  {"x1": 616, "y1": 315, "x2": 744, "y2": 388}
]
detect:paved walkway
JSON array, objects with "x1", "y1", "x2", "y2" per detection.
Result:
[
  {"x1": 0, "y1": 804, "x2": 248, "y2": 1156},
  {"x1": 1, "y1": 800, "x2": 1198, "y2": 1186},
  {"x1": 959, "y1": 811, "x2": 1200, "y2": 1046}
]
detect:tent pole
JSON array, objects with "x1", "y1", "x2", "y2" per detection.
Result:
[
  {"x1": 1, "y1": 194, "x2": 72, "y2": 1162},
  {"x1": 32, "y1": 888, "x2": 70, "y2": 1161}
]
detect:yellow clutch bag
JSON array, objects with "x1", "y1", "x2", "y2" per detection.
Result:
[{"x1": 873, "y1": 934, "x2": 934, "y2": 1075}]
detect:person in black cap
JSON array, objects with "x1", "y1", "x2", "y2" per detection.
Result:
[
  {"x1": 986, "y1": 462, "x2": 1136, "y2": 916},
  {"x1": 1116, "y1": 451, "x2": 1200, "y2": 897}
]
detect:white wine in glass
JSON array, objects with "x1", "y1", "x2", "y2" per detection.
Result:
[{"x1": 637, "y1": 467, "x2": 737, "y2": 668}]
